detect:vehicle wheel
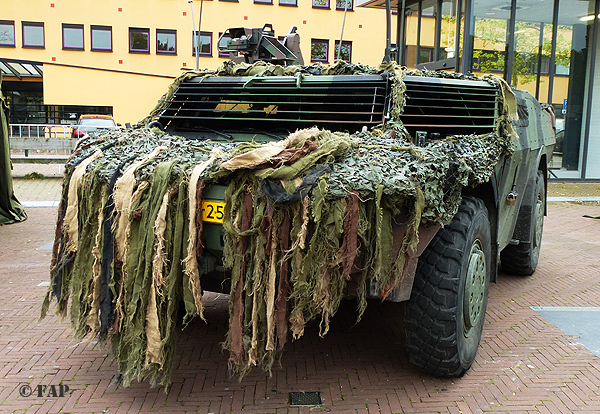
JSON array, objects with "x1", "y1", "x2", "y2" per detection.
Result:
[
  {"x1": 500, "y1": 170, "x2": 545, "y2": 276},
  {"x1": 404, "y1": 196, "x2": 491, "y2": 377}
]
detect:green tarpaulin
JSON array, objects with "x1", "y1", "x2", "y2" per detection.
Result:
[{"x1": 0, "y1": 74, "x2": 27, "y2": 225}]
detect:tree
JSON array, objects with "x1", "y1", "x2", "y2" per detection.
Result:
[{"x1": 473, "y1": 18, "x2": 574, "y2": 87}]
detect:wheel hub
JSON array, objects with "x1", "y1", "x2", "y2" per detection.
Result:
[{"x1": 463, "y1": 239, "x2": 486, "y2": 337}]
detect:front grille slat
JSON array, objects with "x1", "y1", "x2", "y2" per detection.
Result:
[
  {"x1": 165, "y1": 99, "x2": 385, "y2": 107},
  {"x1": 163, "y1": 116, "x2": 374, "y2": 124},
  {"x1": 401, "y1": 76, "x2": 499, "y2": 137},
  {"x1": 158, "y1": 75, "x2": 389, "y2": 134}
]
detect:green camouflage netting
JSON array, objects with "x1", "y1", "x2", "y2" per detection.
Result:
[{"x1": 42, "y1": 61, "x2": 516, "y2": 389}]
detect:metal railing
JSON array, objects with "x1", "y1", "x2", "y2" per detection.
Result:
[
  {"x1": 9, "y1": 124, "x2": 77, "y2": 162},
  {"x1": 9, "y1": 123, "x2": 74, "y2": 140}
]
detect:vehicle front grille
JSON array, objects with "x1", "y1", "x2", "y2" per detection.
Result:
[
  {"x1": 157, "y1": 74, "x2": 389, "y2": 135},
  {"x1": 400, "y1": 75, "x2": 499, "y2": 138}
]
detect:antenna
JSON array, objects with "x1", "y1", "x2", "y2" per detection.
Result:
[
  {"x1": 337, "y1": 0, "x2": 349, "y2": 61},
  {"x1": 188, "y1": 0, "x2": 204, "y2": 70},
  {"x1": 188, "y1": 0, "x2": 199, "y2": 70}
]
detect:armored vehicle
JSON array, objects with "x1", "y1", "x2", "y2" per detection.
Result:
[{"x1": 46, "y1": 24, "x2": 555, "y2": 387}]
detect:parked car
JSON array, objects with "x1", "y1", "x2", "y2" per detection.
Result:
[{"x1": 71, "y1": 114, "x2": 118, "y2": 138}]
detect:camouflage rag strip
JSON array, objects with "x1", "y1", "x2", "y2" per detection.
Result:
[{"x1": 42, "y1": 62, "x2": 516, "y2": 389}]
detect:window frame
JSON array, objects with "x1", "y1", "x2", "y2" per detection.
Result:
[
  {"x1": 129, "y1": 27, "x2": 150, "y2": 54},
  {"x1": 310, "y1": 38, "x2": 329, "y2": 62},
  {"x1": 279, "y1": 0, "x2": 297, "y2": 5},
  {"x1": 90, "y1": 25, "x2": 112, "y2": 52},
  {"x1": 62, "y1": 23, "x2": 84, "y2": 51},
  {"x1": 254, "y1": 0, "x2": 273, "y2": 4},
  {"x1": 336, "y1": 0, "x2": 353, "y2": 11},
  {"x1": 22, "y1": 21, "x2": 45, "y2": 49},
  {"x1": 312, "y1": 0, "x2": 330, "y2": 9},
  {"x1": 0, "y1": 20, "x2": 15, "y2": 48},
  {"x1": 156, "y1": 29, "x2": 177, "y2": 55},
  {"x1": 192, "y1": 31, "x2": 212, "y2": 57},
  {"x1": 333, "y1": 40, "x2": 352, "y2": 62}
]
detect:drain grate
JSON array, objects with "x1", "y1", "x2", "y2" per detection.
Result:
[{"x1": 289, "y1": 391, "x2": 322, "y2": 406}]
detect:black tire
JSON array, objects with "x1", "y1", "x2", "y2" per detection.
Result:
[
  {"x1": 404, "y1": 196, "x2": 491, "y2": 377},
  {"x1": 500, "y1": 170, "x2": 545, "y2": 276}
]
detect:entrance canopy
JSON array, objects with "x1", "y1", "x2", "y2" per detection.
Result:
[{"x1": 0, "y1": 59, "x2": 43, "y2": 80}]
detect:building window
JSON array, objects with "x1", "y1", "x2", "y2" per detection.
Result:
[
  {"x1": 129, "y1": 27, "x2": 150, "y2": 53},
  {"x1": 417, "y1": 47, "x2": 433, "y2": 65},
  {"x1": 192, "y1": 31, "x2": 212, "y2": 57},
  {"x1": 311, "y1": 39, "x2": 328, "y2": 62},
  {"x1": 91, "y1": 25, "x2": 112, "y2": 51},
  {"x1": 0, "y1": 21, "x2": 15, "y2": 47},
  {"x1": 312, "y1": 0, "x2": 330, "y2": 8},
  {"x1": 334, "y1": 40, "x2": 352, "y2": 62},
  {"x1": 22, "y1": 22, "x2": 44, "y2": 48},
  {"x1": 279, "y1": 0, "x2": 297, "y2": 5},
  {"x1": 62, "y1": 24, "x2": 84, "y2": 50},
  {"x1": 255, "y1": 0, "x2": 273, "y2": 3},
  {"x1": 157, "y1": 29, "x2": 177, "y2": 54},
  {"x1": 336, "y1": 0, "x2": 353, "y2": 10}
]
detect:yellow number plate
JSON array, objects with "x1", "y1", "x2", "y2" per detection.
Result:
[{"x1": 201, "y1": 200, "x2": 225, "y2": 223}]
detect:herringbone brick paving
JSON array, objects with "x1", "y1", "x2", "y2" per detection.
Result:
[{"x1": 1, "y1": 188, "x2": 599, "y2": 412}]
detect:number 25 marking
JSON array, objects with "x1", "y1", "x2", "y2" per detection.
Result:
[{"x1": 206, "y1": 203, "x2": 224, "y2": 220}]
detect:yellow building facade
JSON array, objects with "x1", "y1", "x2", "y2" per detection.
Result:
[
  {"x1": 4, "y1": 0, "x2": 599, "y2": 179},
  {"x1": 1, "y1": 0, "x2": 391, "y2": 125}
]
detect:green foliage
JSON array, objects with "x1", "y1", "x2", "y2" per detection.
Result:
[{"x1": 24, "y1": 172, "x2": 45, "y2": 180}]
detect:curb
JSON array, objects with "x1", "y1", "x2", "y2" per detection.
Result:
[{"x1": 548, "y1": 196, "x2": 600, "y2": 202}]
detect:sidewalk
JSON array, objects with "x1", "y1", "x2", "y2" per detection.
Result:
[{"x1": 547, "y1": 181, "x2": 600, "y2": 199}]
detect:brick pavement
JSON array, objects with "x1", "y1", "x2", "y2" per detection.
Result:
[{"x1": 0, "y1": 186, "x2": 599, "y2": 413}]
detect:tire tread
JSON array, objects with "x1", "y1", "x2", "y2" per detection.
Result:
[{"x1": 404, "y1": 196, "x2": 487, "y2": 377}]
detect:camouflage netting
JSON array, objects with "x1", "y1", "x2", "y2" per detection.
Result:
[{"x1": 42, "y1": 61, "x2": 517, "y2": 389}]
